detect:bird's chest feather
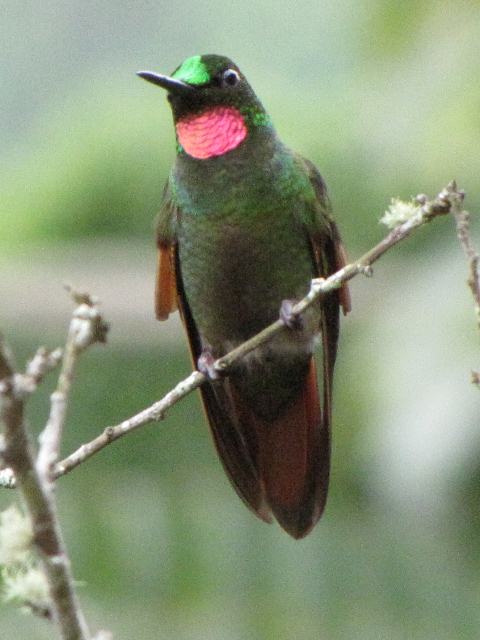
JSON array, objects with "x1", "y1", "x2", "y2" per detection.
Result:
[{"x1": 178, "y1": 204, "x2": 318, "y2": 355}]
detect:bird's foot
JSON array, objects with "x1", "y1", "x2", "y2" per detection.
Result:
[
  {"x1": 197, "y1": 347, "x2": 221, "y2": 380},
  {"x1": 279, "y1": 299, "x2": 304, "y2": 330}
]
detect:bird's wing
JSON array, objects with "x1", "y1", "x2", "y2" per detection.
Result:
[
  {"x1": 299, "y1": 155, "x2": 351, "y2": 318},
  {"x1": 296, "y1": 155, "x2": 351, "y2": 507},
  {"x1": 155, "y1": 176, "x2": 179, "y2": 320}
]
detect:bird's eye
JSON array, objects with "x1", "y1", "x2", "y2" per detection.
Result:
[{"x1": 222, "y1": 69, "x2": 240, "y2": 87}]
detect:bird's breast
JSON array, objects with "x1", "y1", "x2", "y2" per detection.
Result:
[{"x1": 178, "y1": 206, "x2": 318, "y2": 358}]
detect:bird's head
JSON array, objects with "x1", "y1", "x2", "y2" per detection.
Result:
[{"x1": 138, "y1": 54, "x2": 271, "y2": 159}]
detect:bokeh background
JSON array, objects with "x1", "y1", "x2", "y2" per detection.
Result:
[{"x1": 1, "y1": 1, "x2": 480, "y2": 638}]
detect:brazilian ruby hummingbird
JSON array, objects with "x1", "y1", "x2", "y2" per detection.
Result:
[{"x1": 138, "y1": 54, "x2": 350, "y2": 538}]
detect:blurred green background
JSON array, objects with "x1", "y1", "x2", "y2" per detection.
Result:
[{"x1": 1, "y1": 1, "x2": 480, "y2": 638}]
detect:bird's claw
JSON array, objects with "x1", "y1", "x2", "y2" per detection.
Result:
[
  {"x1": 197, "y1": 348, "x2": 221, "y2": 380},
  {"x1": 279, "y1": 299, "x2": 304, "y2": 330}
]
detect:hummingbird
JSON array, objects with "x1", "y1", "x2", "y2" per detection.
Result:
[{"x1": 138, "y1": 54, "x2": 350, "y2": 538}]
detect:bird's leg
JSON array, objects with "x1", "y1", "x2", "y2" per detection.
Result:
[
  {"x1": 197, "y1": 345, "x2": 221, "y2": 380},
  {"x1": 279, "y1": 299, "x2": 304, "y2": 330}
]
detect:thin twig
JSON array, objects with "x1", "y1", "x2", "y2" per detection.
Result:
[
  {"x1": 450, "y1": 185, "x2": 480, "y2": 385},
  {"x1": 54, "y1": 370, "x2": 204, "y2": 477},
  {"x1": 37, "y1": 289, "x2": 109, "y2": 481}
]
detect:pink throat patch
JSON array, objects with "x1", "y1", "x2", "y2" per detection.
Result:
[{"x1": 176, "y1": 106, "x2": 247, "y2": 159}]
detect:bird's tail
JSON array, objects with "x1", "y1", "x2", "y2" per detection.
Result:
[{"x1": 201, "y1": 356, "x2": 329, "y2": 539}]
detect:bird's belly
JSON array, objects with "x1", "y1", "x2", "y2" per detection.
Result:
[{"x1": 178, "y1": 212, "x2": 319, "y2": 358}]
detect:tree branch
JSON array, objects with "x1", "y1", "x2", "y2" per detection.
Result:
[
  {"x1": 0, "y1": 340, "x2": 91, "y2": 640},
  {"x1": 44, "y1": 182, "x2": 455, "y2": 479},
  {"x1": 0, "y1": 182, "x2": 461, "y2": 492}
]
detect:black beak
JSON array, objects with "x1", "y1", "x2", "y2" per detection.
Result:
[{"x1": 136, "y1": 71, "x2": 194, "y2": 96}]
